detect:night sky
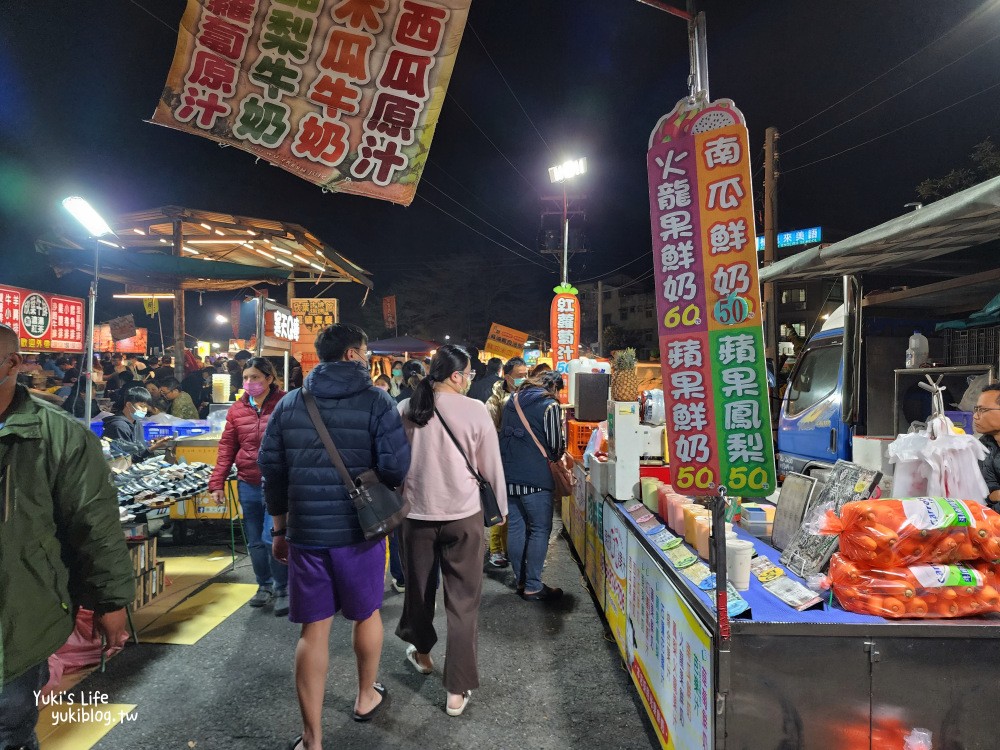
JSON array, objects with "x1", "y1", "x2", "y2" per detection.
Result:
[{"x1": 2, "y1": 1, "x2": 998, "y2": 346}]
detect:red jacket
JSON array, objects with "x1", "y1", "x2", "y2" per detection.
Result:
[{"x1": 208, "y1": 386, "x2": 286, "y2": 491}]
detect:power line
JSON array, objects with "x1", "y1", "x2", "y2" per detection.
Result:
[
  {"x1": 420, "y1": 177, "x2": 551, "y2": 261},
  {"x1": 782, "y1": 14, "x2": 970, "y2": 137},
  {"x1": 448, "y1": 97, "x2": 541, "y2": 196},
  {"x1": 414, "y1": 193, "x2": 555, "y2": 271},
  {"x1": 467, "y1": 22, "x2": 554, "y2": 160},
  {"x1": 426, "y1": 157, "x2": 530, "y2": 242},
  {"x1": 783, "y1": 78, "x2": 1000, "y2": 175},
  {"x1": 783, "y1": 30, "x2": 1000, "y2": 156},
  {"x1": 574, "y1": 252, "x2": 650, "y2": 285},
  {"x1": 126, "y1": 0, "x2": 178, "y2": 33}
]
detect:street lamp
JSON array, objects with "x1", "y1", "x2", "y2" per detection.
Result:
[
  {"x1": 548, "y1": 157, "x2": 587, "y2": 285},
  {"x1": 215, "y1": 314, "x2": 229, "y2": 324},
  {"x1": 62, "y1": 196, "x2": 114, "y2": 425}
]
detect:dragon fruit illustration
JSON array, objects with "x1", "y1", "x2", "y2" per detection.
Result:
[{"x1": 649, "y1": 95, "x2": 746, "y2": 146}]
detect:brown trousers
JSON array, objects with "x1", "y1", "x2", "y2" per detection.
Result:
[{"x1": 395, "y1": 511, "x2": 484, "y2": 694}]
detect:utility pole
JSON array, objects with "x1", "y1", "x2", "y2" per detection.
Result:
[
  {"x1": 597, "y1": 279, "x2": 604, "y2": 356},
  {"x1": 762, "y1": 126, "x2": 779, "y2": 365}
]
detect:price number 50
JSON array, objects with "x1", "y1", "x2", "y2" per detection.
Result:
[
  {"x1": 675, "y1": 466, "x2": 714, "y2": 490},
  {"x1": 727, "y1": 466, "x2": 770, "y2": 491}
]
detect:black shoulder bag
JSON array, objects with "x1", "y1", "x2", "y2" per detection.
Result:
[
  {"x1": 302, "y1": 389, "x2": 409, "y2": 540},
  {"x1": 434, "y1": 408, "x2": 504, "y2": 527}
]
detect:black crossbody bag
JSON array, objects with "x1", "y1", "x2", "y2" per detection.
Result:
[
  {"x1": 434, "y1": 408, "x2": 504, "y2": 527},
  {"x1": 302, "y1": 389, "x2": 409, "y2": 540}
]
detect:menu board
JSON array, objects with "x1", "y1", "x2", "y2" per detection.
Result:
[
  {"x1": 779, "y1": 460, "x2": 882, "y2": 577},
  {"x1": 627, "y1": 534, "x2": 713, "y2": 750},
  {"x1": 603, "y1": 499, "x2": 629, "y2": 661},
  {"x1": 646, "y1": 100, "x2": 775, "y2": 498},
  {"x1": 0, "y1": 285, "x2": 85, "y2": 353}
]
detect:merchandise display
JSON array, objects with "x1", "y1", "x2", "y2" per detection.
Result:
[
  {"x1": 828, "y1": 554, "x2": 1000, "y2": 619},
  {"x1": 111, "y1": 458, "x2": 221, "y2": 522},
  {"x1": 819, "y1": 497, "x2": 1000, "y2": 566}
]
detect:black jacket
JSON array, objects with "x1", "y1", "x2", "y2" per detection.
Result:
[
  {"x1": 102, "y1": 413, "x2": 143, "y2": 443},
  {"x1": 980, "y1": 434, "x2": 1000, "y2": 509},
  {"x1": 469, "y1": 373, "x2": 501, "y2": 403},
  {"x1": 259, "y1": 361, "x2": 411, "y2": 548}
]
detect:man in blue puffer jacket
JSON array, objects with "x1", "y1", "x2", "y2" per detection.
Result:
[{"x1": 259, "y1": 324, "x2": 410, "y2": 748}]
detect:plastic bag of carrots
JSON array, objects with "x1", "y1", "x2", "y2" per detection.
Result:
[
  {"x1": 818, "y1": 498, "x2": 1000, "y2": 566},
  {"x1": 829, "y1": 553, "x2": 1000, "y2": 618}
]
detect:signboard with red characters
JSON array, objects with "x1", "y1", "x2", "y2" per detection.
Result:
[
  {"x1": 550, "y1": 291, "x2": 580, "y2": 373},
  {"x1": 646, "y1": 98, "x2": 775, "y2": 497},
  {"x1": 152, "y1": 0, "x2": 472, "y2": 207},
  {"x1": 0, "y1": 285, "x2": 85, "y2": 353}
]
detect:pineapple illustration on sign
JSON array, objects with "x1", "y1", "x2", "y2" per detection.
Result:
[{"x1": 611, "y1": 347, "x2": 639, "y2": 402}]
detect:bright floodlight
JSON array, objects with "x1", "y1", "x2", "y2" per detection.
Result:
[
  {"x1": 215, "y1": 314, "x2": 229, "y2": 324},
  {"x1": 62, "y1": 196, "x2": 113, "y2": 237},
  {"x1": 548, "y1": 158, "x2": 588, "y2": 184}
]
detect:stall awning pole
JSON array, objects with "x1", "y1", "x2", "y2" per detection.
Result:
[
  {"x1": 172, "y1": 220, "x2": 186, "y2": 382},
  {"x1": 83, "y1": 238, "x2": 99, "y2": 424}
]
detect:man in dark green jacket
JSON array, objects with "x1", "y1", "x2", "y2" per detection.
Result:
[{"x1": 0, "y1": 325, "x2": 135, "y2": 750}]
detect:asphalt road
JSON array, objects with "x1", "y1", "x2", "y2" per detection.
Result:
[{"x1": 74, "y1": 519, "x2": 659, "y2": 750}]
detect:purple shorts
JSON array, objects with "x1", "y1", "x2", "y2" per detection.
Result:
[{"x1": 287, "y1": 539, "x2": 386, "y2": 624}]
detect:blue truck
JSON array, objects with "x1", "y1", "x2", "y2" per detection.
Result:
[{"x1": 760, "y1": 176, "x2": 1000, "y2": 481}]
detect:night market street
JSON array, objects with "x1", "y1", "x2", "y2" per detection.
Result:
[{"x1": 64, "y1": 522, "x2": 658, "y2": 750}]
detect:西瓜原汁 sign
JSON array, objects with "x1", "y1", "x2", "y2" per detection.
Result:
[
  {"x1": 151, "y1": 0, "x2": 472, "y2": 207},
  {"x1": 0, "y1": 285, "x2": 85, "y2": 353},
  {"x1": 646, "y1": 97, "x2": 775, "y2": 497}
]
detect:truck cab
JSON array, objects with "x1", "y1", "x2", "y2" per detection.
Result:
[{"x1": 763, "y1": 175, "x2": 1000, "y2": 481}]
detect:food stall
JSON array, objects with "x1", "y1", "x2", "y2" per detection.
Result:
[{"x1": 558, "y1": 97, "x2": 1000, "y2": 750}]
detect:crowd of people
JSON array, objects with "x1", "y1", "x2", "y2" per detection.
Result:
[{"x1": 0, "y1": 324, "x2": 571, "y2": 750}]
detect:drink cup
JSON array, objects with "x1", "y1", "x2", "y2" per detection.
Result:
[{"x1": 726, "y1": 539, "x2": 755, "y2": 591}]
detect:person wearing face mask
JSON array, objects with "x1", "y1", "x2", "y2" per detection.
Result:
[
  {"x1": 483, "y1": 357, "x2": 527, "y2": 568},
  {"x1": 388, "y1": 360, "x2": 404, "y2": 398},
  {"x1": 101, "y1": 385, "x2": 170, "y2": 457},
  {"x1": 396, "y1": 345, "x2": 507, "y2": 717},
  {"x1": 259, "y1": 324, "x2": 411, "y2": 745},
  {"x1": 209, "y1": 357, "x2": 289, "y2": 614},
  {"x1": 0, "y1": 324, "x2": 134, "y2": 750}
]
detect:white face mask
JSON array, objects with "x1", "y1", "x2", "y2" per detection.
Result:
[{"x1": 132, "y1": 407, "x2": 148, "y2": 420}]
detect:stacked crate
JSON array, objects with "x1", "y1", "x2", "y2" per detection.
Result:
[{"x1": 127, "y1": 534, "x2": 166, "y2": 610}]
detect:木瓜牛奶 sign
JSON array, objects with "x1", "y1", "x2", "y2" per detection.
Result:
[
  {"x1": 646, "y1": 98, "x2": 775, "y2": 497},
  {"x1": 0, "y1": 285, "x2": 85, "y2": 353},
  {"x1": 152, "y1": 0, "x2": 472, "y2": 206}
]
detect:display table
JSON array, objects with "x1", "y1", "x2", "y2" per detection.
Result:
[
  {"x1": 169, "y1": 435, "x2": 242, "y2": 522},
  {"x1": 570, "y1": 470, "x2": 1000, "y2": 750}
]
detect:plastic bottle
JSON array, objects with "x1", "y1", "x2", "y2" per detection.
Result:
[{"x1": 905, "y1": 331, "x2": 928, "y2": 369}]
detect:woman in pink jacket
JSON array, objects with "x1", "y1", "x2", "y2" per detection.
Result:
[
  {"x1": 208, "y1": 358, "x2": 288, "y2": 615},
  {"x1": 396, "y1": 345, "x2": 507, "y2": 717}
]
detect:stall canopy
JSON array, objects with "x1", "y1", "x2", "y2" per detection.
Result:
[
  {"x1": 367, "y1": 336, "x2": 440, "y2": 355},
  {"x1": 38, "y1": 205, "x2": 373, "y2": 292},
  {"x1": 760, "y1": 174, "x2": 1000, "y2": 284}
]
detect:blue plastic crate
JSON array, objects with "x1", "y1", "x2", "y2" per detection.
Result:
[
  {"x1": 89, "y1": 420, "x2": 104, "y2": 438},
  {"x1": 143, "y1": 423, "x2": 176, "y2": 441},
  {"x1": 176, "y1": 422, "x2": 211, "y2": 438}
]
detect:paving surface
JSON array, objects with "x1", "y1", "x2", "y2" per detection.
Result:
[{"x1": 74, "y1": 518, "x2": 659, "y2": 750}]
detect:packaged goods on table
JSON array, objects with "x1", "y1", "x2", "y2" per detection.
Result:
[
  {"x1": 819, "y1": 498, "x2": 1000, "y2": 566},
  {"x1": 828, "y1": 553, "x2": 1000, "y2": 618}
]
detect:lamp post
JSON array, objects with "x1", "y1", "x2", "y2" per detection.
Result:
[
  {"x1": 547, "y1": 157, "x2": 587, "y2": 285},
  {"x1": 62, "y1": 197, "x2": 114, "y2": 425}
]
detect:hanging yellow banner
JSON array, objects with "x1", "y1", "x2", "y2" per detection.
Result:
[{"x1": 151, "y1": 0, "x2": 472, "y2": 206}]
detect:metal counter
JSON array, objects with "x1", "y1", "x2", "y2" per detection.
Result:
[{"x1": 590, "y1": 497, "x2": 1000, "y2": 750}]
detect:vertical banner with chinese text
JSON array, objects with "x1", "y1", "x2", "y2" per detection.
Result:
[
  {"x1": 647, "y1": 99, "x2": 775, "y2": 497},
  {"x1": 382, "y1": 295, "x2": 397, "y2": 330},
  {"x1": 551, "y1": 292, "x2": 580, "y2": 373},
  {"x1": 152, "y1": 0, "x2": 472, "y2": 207}
]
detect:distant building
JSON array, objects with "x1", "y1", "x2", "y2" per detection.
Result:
[{"x1": 577, "y1": 273, "x2": 657, "y2": 359}]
